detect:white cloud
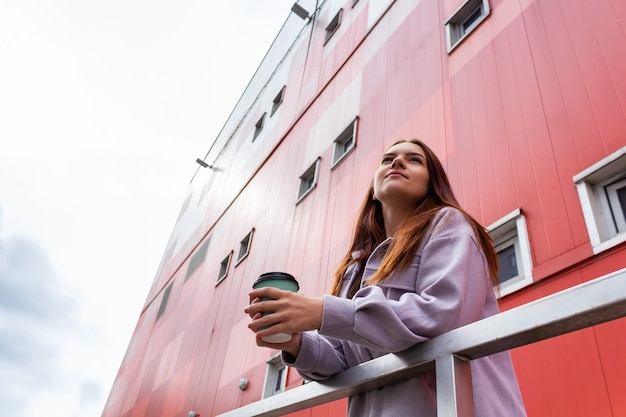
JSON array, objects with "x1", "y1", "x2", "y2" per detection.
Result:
[{"x1": 0, "y1": 224, "x2": 82, "y2": 415}]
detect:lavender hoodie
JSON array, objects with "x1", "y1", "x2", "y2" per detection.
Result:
[{"x1": 283, "y1": 207, "x2": 527, "y2": 416}]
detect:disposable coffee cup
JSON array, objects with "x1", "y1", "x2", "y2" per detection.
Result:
[{"x1": 252, "y1": 272, "x2": 299, "y2": 343}]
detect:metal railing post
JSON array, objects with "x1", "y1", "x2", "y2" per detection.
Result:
[{"x1": 435, "y1": 354, "x2": 475, "y2": 417}]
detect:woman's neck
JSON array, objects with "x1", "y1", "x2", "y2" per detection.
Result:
[{"x1": 382, "y1": 205, "x2": 413, "y2": 237}]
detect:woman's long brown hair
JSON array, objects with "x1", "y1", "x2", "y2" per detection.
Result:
[{"x1": 329, "y1": 139, "x2": 499, "y2": 297}]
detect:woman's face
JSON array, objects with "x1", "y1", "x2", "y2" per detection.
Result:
[{"x1": 373, "y1": 141, "x2": 430, "y2": 209}]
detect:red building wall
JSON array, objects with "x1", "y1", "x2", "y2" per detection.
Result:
[{"x1": 103, "y1": 0, "x2": 626, "y2": 416}]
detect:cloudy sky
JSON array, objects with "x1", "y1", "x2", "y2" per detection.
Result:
[{"x1": 0, "y1": 1, "x2": 295, "y2": 415}]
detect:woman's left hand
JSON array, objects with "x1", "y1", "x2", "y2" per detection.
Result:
[{"x1": 245, "y1": 287, "x2": 324, "y2": 340}]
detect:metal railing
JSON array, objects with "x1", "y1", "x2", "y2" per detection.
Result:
[{"x1": 218, "y1": 268, "x2": 626, "y2": 417}]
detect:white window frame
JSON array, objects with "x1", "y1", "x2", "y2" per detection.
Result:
[
  {"x1": 445, "y1": 0, "x2": 490, "y2": 52},
  {"x1": 487, "y1": 209, "x2": 534, "y2": 297},
  {"x1": 262, "y1": 353, "x2": 287, "y2": 399},
  {"x1": 216, "y1": 251, "x2": 233, "y2": 285},
  {"x1": 235, "y1": 229, "x2": 254, "y2": 266},
  {"x1": 331, "y1": 117, "x2": 358, "y2": 169},
  {"x1": 296, "y1": 157, "x2": 321, "y2": 204},
  {"x1": 324, "y1": 9, "x2": 343, "y2": 45},
  {"x1": 573, "y1": 146, "x2": 626, "y2": 254}
]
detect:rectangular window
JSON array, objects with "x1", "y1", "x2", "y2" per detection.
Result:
[
  {"x1": 185, "y1": 238, "x2": 210, "y2": 282},
  {"x1": 445, "y1": 0, "x2": 490, "y2": 52},
  {"x1": 331, "y1": 117, "x2": 358, "y2": 169},
  {"x1": 487, "y1": 209, "x2": 533, "y2": 297},
  {"x1": 217, "y1": 251, "x2": 233, "y2": 285},
  {"x1": 263, "y1": 354, "x2": 287, "y2": 398},
  {"x1": 156, "y1": 282, "x2": 174, "y2": 321},
  {"x1": 253, "y1": 112, "x2": 267, "y2": 141},
  {"x1": 495, "y1": 231, "x2": 521, "y2": 284},
  {"x1": 235, "y1": 229, "x2": 255, "y2": 265},
  {"x1": 270, "y1": 86, "x2": 286, "y2": 116},
  {"x1": 324, "y1": 9, "x2": 343, "y2": 45},
  {"x1": 297, "y1": 158, "x2": 321, "y2": 203},
  {"x1": 574, "y1": 146, "x2": 626, "y2": 254},
  {"x1": 607, "y1": 179, "x2": 626, "y2": 230}
]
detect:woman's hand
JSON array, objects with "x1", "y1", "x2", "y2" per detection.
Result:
[{"x1": 245, "y1": 287, "x2": 323, "y2": 355}]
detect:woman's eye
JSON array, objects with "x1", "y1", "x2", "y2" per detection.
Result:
[{"x1": 381, "y1": 157, "x2": 393, "y2": 164}]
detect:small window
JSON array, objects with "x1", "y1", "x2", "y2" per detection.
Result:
[
  {"x1": 445, "y1": 0, "x2": 490, "y2": 52},
  {"x1": 253, "y1": 112, "x2": 267, "y2": 141},
  {"x1": 156, "y1": 282, "x2": 174, "y2": 321},
  {"x1": 574, "y1": 146, "x2": 626, "y2": 254},
  {"x1": 235, "y1": 229, "x2": 255, "y2": 265},
  {"x1": 262, "y1": 354, "x2": 287, "y2": 399},
  {"x1": 332, "y1": 118, "x2": 358, "y2": 168},
  {"x1": 487, "y1": 209, "x2": 533, "y2": 297},
  {"x1": 185, "y1": 238, "x2": 210, "y2": 282},
  {"x1": 270, "y1": 86, "x2": 286, "y2": 116},
  {"x1": 297, "y1": 158, "x2": 321, "y2": 203},
  {"x1": 324, "y1": 9, "x2": 343, "y2": 45},
  {"x1": 217, "y1": 251, "x2": 233, "y2": 285}
]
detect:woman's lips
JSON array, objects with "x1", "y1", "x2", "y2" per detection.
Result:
[{"x1": 386, "y1": 171, "x2": 407, "y2": 179}]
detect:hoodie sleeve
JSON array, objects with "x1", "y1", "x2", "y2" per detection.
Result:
[
  {"x1": 282, "y1": 331, "x2": 348, "y2": 381},
  {"x1": 319, "y1": 209, "x2": 493, "y2": 353}
]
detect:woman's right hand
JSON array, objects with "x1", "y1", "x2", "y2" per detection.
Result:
[{"x1": 246, "y1": 295, "x2": 303, "y2": 357}]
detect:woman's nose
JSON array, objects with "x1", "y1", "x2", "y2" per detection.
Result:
[{"x1": 391, "y1": 156, "x2": 405, "y2": 168}]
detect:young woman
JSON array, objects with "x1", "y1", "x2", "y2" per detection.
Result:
[{"x1": 245, "y1": 139, "x2": 527, "y2": 416}]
